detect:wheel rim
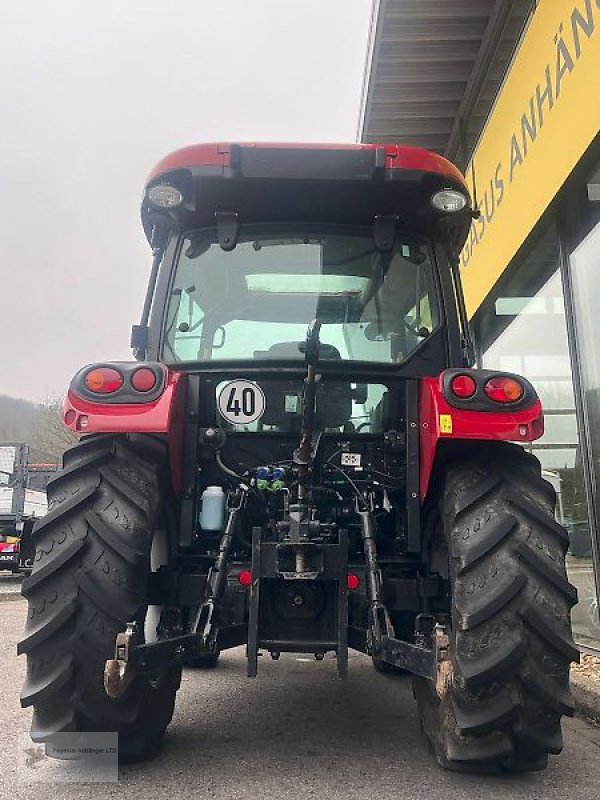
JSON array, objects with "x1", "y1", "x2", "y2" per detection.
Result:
[{"x1": 145, "y1": 526, "x2": 169, "y2": 644}]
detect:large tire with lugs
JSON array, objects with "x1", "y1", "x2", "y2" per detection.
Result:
[
  {"x1": 415, "y1": 443, "x2": 579, "y2": 773},
  {"x1": 19, "y1": 434, "x2": 181, "y2": 763}
]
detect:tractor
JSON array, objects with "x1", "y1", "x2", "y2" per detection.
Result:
[{"x1": 19, "y1": 143, "x2": 579, "y2": 772}]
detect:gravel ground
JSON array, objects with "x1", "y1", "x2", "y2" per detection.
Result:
[
  {"x1": 571, "y1": 653, "x2": 600, "y2": 724},
  {"x1": 572, "y1": 654, "x2": 600, "y2": 683},
  {"x1": 3, "y1": 598, "x2": 600, "y2": 800},
  {"x1": 0, "y1": 572, "x2": 22, "y2": 597}
]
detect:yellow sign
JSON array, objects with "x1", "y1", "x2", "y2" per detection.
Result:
[
  {"x1": 460, "y1": 0, "x2": 600, "y2": 315},
  {"x1": 439, "y1": 414, "x2": 453, "y2": 434}
]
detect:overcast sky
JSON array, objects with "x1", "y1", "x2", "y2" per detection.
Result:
[{"x1": 1, "y1": 0, "x2": 372, "y2": 401}]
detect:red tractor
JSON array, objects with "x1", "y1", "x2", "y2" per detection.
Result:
[{"x1": 19, "y1": 143, "x2": 578, "y2": 772}]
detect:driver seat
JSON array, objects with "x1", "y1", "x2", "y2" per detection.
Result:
[{"x1": 252, "y1": 341, "x2": 352, "y2": 430}]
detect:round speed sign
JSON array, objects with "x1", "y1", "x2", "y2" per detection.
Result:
[{"x1": 217, "y1": 380, "x2": 266, "y2": 425}]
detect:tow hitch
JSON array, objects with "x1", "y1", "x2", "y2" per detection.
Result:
[
  {"x1": 357, "y1": 503, "x2": 451, "y2": 684},
  {"x1": 104, "y1": 621, "x2": 203, "y2": 699}
]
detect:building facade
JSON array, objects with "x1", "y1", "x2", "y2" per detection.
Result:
[{"x1": 360, "y1": 0, "x2": 600, "y2": 651}]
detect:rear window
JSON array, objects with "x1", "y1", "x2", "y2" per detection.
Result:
[{"x1": 163, "y1": 226, "x2": 439, "y2": 365}]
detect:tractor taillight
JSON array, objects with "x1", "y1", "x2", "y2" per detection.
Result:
[
  {"x1": 84, "y1": 367, "x2": 124, "y2": 394},
  {"x1": 238, "y1": 570, "x2": 252, "y2": 587},
  {"x1": 131, "y1": 367, "x2": 157, "y2": 392},
  {"x1": 71, "y1": 361, "x2": 166, "y2": 404},
  {"x1": 450, "y1": 374, "x2": 476, "y2": 399},
  {"x1": 484, "y1": 376, "x2": 524, "y2": 404}
]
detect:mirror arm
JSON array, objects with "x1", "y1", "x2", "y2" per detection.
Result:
[
  {"x1": 449, "y1": 255, "x2": 475, "y2": 367},
  {"x1": 132, "y1": 220, "x2": 170, "y2": 359}
]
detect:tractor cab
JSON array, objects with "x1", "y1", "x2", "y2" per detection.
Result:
[{"x1": 138, "y1": 143, "x2": 473, "y2": 376}]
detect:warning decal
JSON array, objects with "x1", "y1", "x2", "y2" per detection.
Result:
[{"x1": 439, "y1": 414, "x2": 453, "y2": 435}]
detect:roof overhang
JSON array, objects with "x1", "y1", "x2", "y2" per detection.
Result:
[{"x1": 358, "y1": 0, "x2": 534, "y2": 168}]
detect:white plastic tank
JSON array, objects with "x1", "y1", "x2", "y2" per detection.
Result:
[{"x1": 199, "y1": 486, "x2": 226, "y2": 531}]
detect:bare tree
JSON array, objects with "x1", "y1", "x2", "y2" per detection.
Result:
[
  {"x1": 0, "y1": 395, "x2": 78, "y2": 464},
  {"x1": 30, "y1": 399, "x2": 78, "y2": 463},
  {"x1": 0, "y1": 394, "x2": 39, "y2": 442}
]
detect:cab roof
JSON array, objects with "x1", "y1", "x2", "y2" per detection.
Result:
[
  {"x1": 146, "y1": 142, "x2": 468, "y2": 188},
  {"x1": 142, "y1": 142, "x2": 472, "y2": 253}
]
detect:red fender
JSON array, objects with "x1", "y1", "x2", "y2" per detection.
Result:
[
  {"x1": 419, "y1": 374, "x2": 544, "y2": 499},
  {"x1": 63, "y1": 370, "x2": 187, "y2": 493}
]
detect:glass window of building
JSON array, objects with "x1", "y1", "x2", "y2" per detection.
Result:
[
  {"x1": 568, "y1": 157, "x2": 600, "y2": 650},
  {"x1": 473, "y1": 224, "x2": 600, "y2": 649}
]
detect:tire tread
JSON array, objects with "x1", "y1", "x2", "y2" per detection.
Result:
[
  {"x1": 19, "y1": 433, "x2": 180, "y2": 763},
  {"x1": 415, "y1": 442, "x2": 578, "y2": 774}
]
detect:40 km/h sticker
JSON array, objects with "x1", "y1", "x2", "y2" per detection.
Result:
[{"x1": 218, "y1": 380, "x2": 266, "y2": 425}]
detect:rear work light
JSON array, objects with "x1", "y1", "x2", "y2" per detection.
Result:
[
  {"x1": 431, "y1": 189, "x2": 467, "y2": 213},
  {"x1": 450, "y1": 374, "x2": 477, "y2": 399},
  {"x1": 484, "y1": 376, "x2": 524, "y2": 404},
  {"x1": 147, "y1": 184, "x2": 183, "y2": 209},
  {"x1": 131, "y1": 367, "x2": 157, "y2": 392},
  {"x1": 84, "y1": 367, "x2": 124, "y2": 394}
]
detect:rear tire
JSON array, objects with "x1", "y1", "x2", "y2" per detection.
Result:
[
  {"x1": 415, "y1": 443, "x2": 579, "y2": 773},
  {"x1": 19, "y1": 434, "x2": 181, "y2": 763}
]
